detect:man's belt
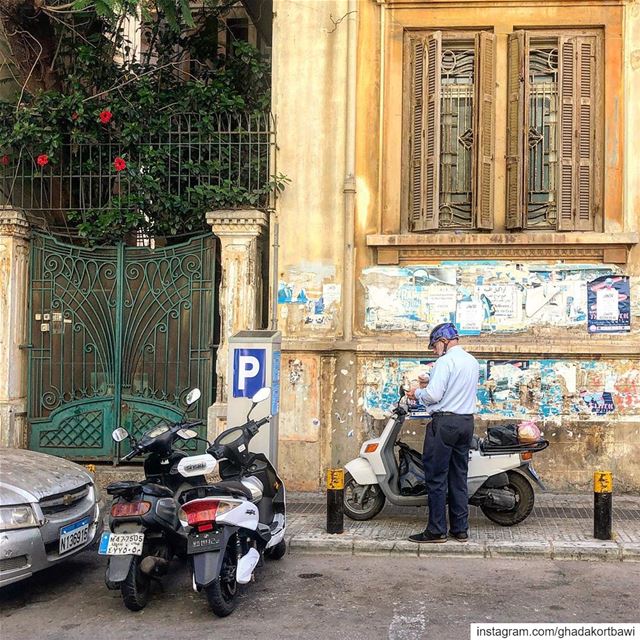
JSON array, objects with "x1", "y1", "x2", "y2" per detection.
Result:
[{"x1": 431, "y1": 411, "x2": 474, "y2": 417}]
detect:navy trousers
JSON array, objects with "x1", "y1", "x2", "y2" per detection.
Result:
[{"x1": 422, "y1": 413, "x2": 475, "y2": 536}]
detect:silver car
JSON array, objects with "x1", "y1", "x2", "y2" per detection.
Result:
[{"x1": 0, "y1": 448, "x2": 101, "y2": 587}]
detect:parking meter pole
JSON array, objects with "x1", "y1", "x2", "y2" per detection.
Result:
[
  {"x1": 594, "y1": 471, "x2": 613, "y2": 540},
  {"x1": 326, "y1": 469, "x2": 344, "y2": 534}
]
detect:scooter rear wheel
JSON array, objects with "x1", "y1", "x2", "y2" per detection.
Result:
[
  {"x1": 343, "y1": 472, "x2": 386, "y2": 521},
  {"x1": 480, "y1": 470, "x2": 535, "y2": 526},
  {"x1": 120, "y1": 556, "x2": 151, "y2": 611},
  {"x1": 205, "y1": 544, "x2": 239, "y2": 617}
]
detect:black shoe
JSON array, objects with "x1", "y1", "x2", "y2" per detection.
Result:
[
  {"x1": 449, "y1": 531, "x2": 469, "y2": 542},
  {"x1": 408, "y1": 530, "x2": 447, "y2": 544}
]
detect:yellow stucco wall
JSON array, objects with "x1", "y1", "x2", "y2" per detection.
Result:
[{"x1": 272, "y1": 0, "x2": 640, "y2": 491}]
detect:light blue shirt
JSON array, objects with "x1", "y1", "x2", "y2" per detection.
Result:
[{"x1": 414, "y1": 345, "x2": 479, "y2": 415}]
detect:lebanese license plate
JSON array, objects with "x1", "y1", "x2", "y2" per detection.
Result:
[
  {"x1": 59, "y1": 517, "x2": 91, "y2": 555},
  {"x1": 98, "y1": 532, "x2": 145, "y2": 556},
  {"x1": 187, "y1": 530, "x2": 222, "y2": 554}
]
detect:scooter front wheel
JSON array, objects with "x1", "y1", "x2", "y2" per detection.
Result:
[{"x1": 343, "y1": 472, "x2": 386, "y2": 521}]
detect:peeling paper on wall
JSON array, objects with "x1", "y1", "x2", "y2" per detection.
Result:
[
  {"x1": 278, "y1": 263, "x2": 340, "y2": 329},
  {"x1": 362, "y1": 357, "x2": 640, "y2": 422},
  {"x1": 361, "y1": 262, "x2": 635, "y2": 334}
]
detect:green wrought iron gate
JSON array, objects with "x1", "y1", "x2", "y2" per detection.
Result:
[{"x1": 27, "y1": 232, "x2": 217, "y2": 460}]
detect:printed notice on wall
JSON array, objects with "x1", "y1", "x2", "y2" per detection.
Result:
[
  {"x1": 456, "y1": 298, "x2": 483, "y2": 335},
  {"x1": 587, "y1": 276, "x2": 631, "y2": 333}
]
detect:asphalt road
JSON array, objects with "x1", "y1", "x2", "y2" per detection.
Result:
[{"x1": 1, "y1": 550, "x2": 638, "y2": 640}]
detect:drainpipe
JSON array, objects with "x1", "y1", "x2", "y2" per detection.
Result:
[{"x1": 342, "y1": 0, "x2": 357, "y2": 343}]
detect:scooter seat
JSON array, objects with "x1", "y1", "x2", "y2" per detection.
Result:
[
  {"x1": 107, "y1": 480, "x2": 174, "y2": 498},
  {"x1": 141, "y1": 482, "x2": 174, "y2": 498},
  {"x1": 107, "y1": 480, "x2": 141, "y2": 495},
  {"x1": 208, "y1": 481, "x2": 253, "y2": 501}
]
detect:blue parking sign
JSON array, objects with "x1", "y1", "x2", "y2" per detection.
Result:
[{"x1": 232, "y1": 348, "x2": 266, "y2": 398}]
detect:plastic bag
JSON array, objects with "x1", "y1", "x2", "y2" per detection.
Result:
[
  {"x1": 517, "y1": 420, "x2": 541, "y2": 443},
  {"x1": 398, "y1": 442, "x2": 426, "y2": 496},
  {"x1": 486, "y1": 424, "x2": 519, "y2": 447}
]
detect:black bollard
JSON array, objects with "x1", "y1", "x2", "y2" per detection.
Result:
[
  {"x1": 326, "y1": 468, "x2": 344, "y2": 534},
  {"x1": 594, "y1": 471, "x2": 613, "y2": 540}
]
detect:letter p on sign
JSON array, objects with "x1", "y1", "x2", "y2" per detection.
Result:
[{"x1": 232, "y1": 348, "x2": 266, "y2": 398}]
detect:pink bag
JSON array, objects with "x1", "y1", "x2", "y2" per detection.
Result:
[{"x1": 517, "y1": 420, "x2": 541, "y2": 443}]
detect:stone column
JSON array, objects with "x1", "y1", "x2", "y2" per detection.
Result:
[
  {"x1": 206, "y1": 210, "x2": 268, "y2": 438},
  {"x1": 0, "y1": 207, "x2": 30, "y2": 448}
]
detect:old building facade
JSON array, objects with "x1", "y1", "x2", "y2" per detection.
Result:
[{"x1": 270, "y1": 0, "x2": 640, "y2": 491}]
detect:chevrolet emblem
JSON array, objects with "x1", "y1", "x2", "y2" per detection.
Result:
[{"x1": 62, "y1": 494, "x2": 74, "y2": 506}]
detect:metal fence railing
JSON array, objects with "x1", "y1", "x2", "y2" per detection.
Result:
[{"x1": 0, "y1": 112, "x2": 276, "y2": 216}]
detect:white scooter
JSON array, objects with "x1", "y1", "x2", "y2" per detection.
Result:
[
  {"x1": 177, "y1": 387, "x2": 286, "y2": 617},
  {"x1": 344, "y1": 388, "x2": 548, "y2": 526}
]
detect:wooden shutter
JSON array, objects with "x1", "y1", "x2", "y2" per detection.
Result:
[
  {"x1": 408, "y1": 36, "x2": 428, "y2": 231},
  {"x1": 505, "y1": 31, "x2": 527, "y2": 230},
  {"x1": 474, "y1": 31, "x2": 496, "y2": 230},
  {"x1": 558, "y1": 36, "x2": 577, "y2": 230},
  {"x1": 412, "y1": 32, "x2": 441, "y2": 231},
  {"x1": 558, "y1": 34, "x2": 598, "y2": 232},
  {"x1": 576, "y1": 36, "x2": 596, "y2": 231}
]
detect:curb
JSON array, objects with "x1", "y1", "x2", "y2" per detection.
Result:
[{"x1": 285, "y1": 535, "x2": 638, "y2": 563}]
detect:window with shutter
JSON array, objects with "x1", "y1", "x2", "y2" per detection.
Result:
[
  {"x1": 505, "y1": 29, "x2": 601, "y2": 231},
  {"x1": 405, "y1": 30, "x2": 495, "y2": 232}
]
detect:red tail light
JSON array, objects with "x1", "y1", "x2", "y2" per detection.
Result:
[
  {"x1": 180, "y1": 499, "x2": 234, "y2": 526},
  {"x1": 111, "y1": 501, "x2": 151, "y2": 517},
  {"x1": 181, "y1": 499, "x2": 222, "y2": 526}
]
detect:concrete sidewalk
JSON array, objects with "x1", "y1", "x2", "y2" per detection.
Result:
[{"x1": 284, "y1": 492, "x2": 640, "y2": 562}]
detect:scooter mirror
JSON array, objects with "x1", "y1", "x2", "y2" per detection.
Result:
[
  {"x1": 251, "y1": 387, "x2": 271, "y2": 404},
  {"x1": 112, "y1": 427, "x2": 129, "y2": 442},
  {"x1": 185, "y1": 388, "x2": 201, "y2": 406},
  {"x1": 177, "y1": 428, "x2": 198, "y2": 440},
  {"x1": 398, "y1": 385, "x2": 406, "y2": 398}
]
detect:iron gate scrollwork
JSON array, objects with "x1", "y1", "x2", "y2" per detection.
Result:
[{"x1": 28, "y1": 232, "x2": 216, "y2": 460}]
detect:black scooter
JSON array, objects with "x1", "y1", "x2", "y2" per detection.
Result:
[{"x1": 99, "y1": 388, "x2": 207, "y2": 611}]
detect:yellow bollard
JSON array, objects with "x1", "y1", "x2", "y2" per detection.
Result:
[
  {"x1": 594, "y1": 471, "x2": 613, "y2": 540},
  {"x1": 326, "y1": 468, "x2": 344, "y2": 534}
]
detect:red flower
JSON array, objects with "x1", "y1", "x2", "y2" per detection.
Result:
[
  {"x1": 113, "y1": 156, "x2": 126, "y2": 172},
  {"x1": 71, "y1": 112, "x2": 79, "y2": 121},
  {"x1": 99, "y1": 109, "x2": 113, "y2": 124},
  {"x1": 36, "y1": 154, "x2": 49, "y2": 167},
  {"x1": 0, "y1": 154, "x2": 9, "y2": 166}
]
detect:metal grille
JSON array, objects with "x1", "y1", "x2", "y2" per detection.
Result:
[
  {"x1": 39, "y1": 485, "x2": 90, "y2": 515},
  {"x1": 527, "y1": 45, "x2": 559, "y2": 229},
  {"x1": 28, "y1": 232, "x2": 216, "y2": 460},
  {"x1": 439, "y1": 44, "x2": 474, "y2": 228},
  {"x1": 1, "y1": 112, "x2": 276, "y2": 216}
]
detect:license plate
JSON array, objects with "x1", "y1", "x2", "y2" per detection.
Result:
[
  {"x1": 187, "y1": 530, "x2": 222, "y2": 554},
  {"x1": 98, "y1": 532, "x2": 145, "y2": 556},
  {"x1": 59, "y1": 517, "x2": 91, "y2": 555}
]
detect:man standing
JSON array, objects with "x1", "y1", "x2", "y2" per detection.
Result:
[{"x1": 406, "y1": 322, "x2": 479, "y2": 543}]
